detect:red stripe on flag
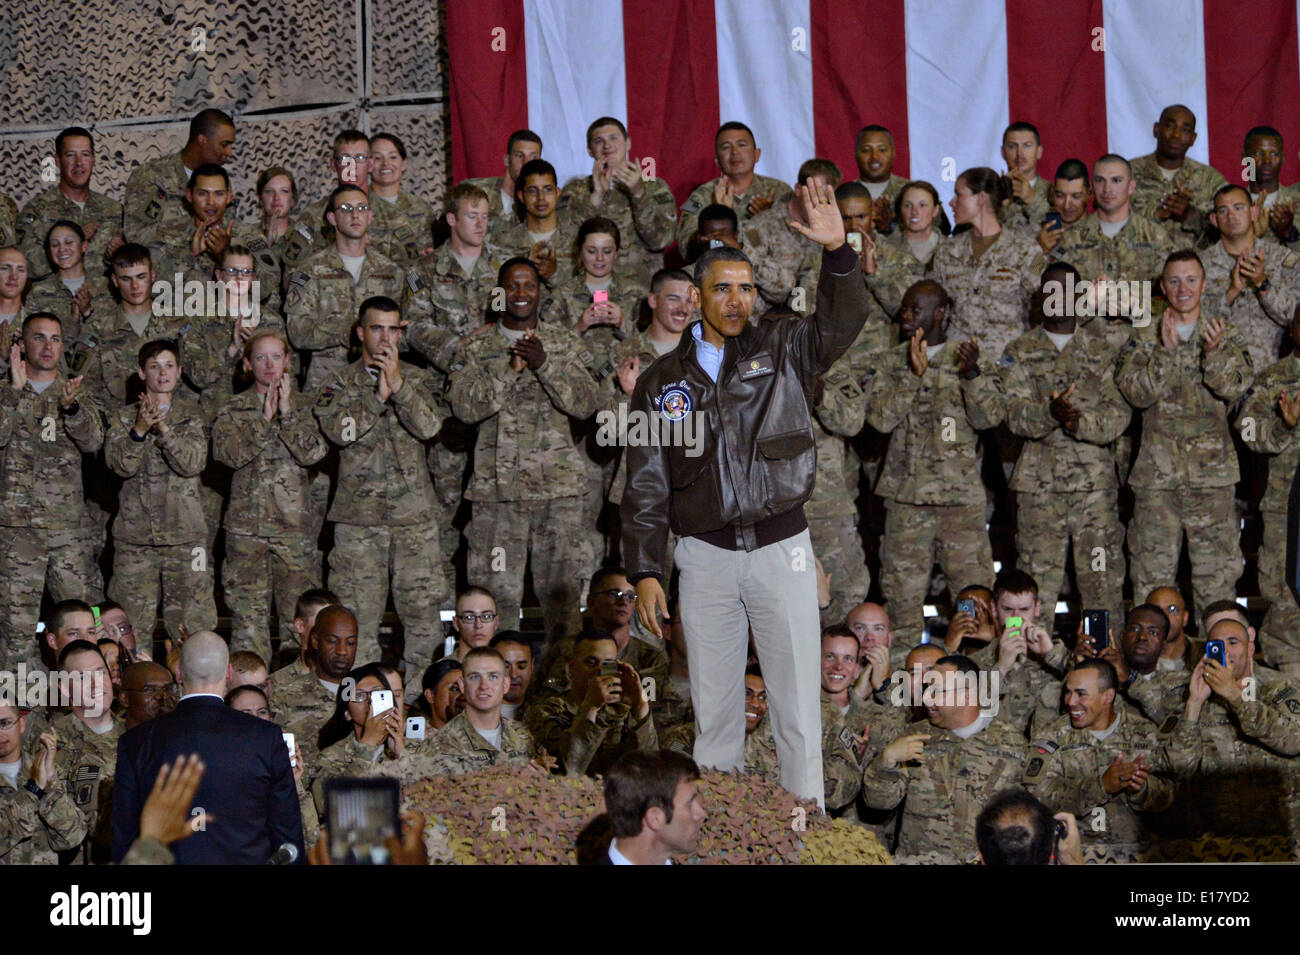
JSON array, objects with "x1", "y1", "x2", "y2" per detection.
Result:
[
  {"x1": 622, "y1": 0, "x2": 720, "y2": 204},
  {"x1": 1005, "y1": 0, "x2": 1108, "y2": 186},
  {"x1": 1202, "y1": 0, "x2": 1300, "y2": 188},
  {"x1": 811, "y1": 0, "x2": 909, "y2": 181},
  {"x1": 446, "y1": 0, "x2": 529, "y2": 182}
]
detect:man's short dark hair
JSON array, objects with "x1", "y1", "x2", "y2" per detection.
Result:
[
  {"x1": 497, "y1": 256, "x2": 541, "y2": 290},
  {"x1": 697, "y1": 203, "x2": 739, "y2": 236},
  {"x1": 47, "y1": 599, "x2": 93, "y2": 635},
  {"x1": 821, "y1": 624, "x2": 858, "y2": 645},
  {"x1": 586, "y1": 117, "x2": 628, "y2": 143},
  {"x1": 189, "y1": 109, "x2": 235, "y2": 145},
  {"x1": 976, "y1": 789, "x2": 1058, "y2": 865},
  {"x1": 138, "y1": 338, "x2": 179, "y2": 369},
  {"x1": 993, "y1": 568, "x2": 1038, "y2": 601},
  {"x1": 188, "y1": 163, "x2": 230, "y2": 191},
  {"x1": 855, "y1": 124, "x2": 893, "y2": 146},
  {"x1": 57, "y1": 639, "x2": 105, "y2": 670},
  {"x1": 1244, "y1": 125, "x2": 1283, "y2": 151},
  {"x1": 358, "y1": 296, "x2": 400, "y2": 326},
  {"x1": 489, "y1": 630, "x2": 534, "y2": 658},
  {"x1": 1072, "y1": 657, "x2": 1118, "y2": 694},
  {"x1": 572, "y1": 628, "x2": 617, "y2": 660},
  {"x1": 716, "y1": 121, "x2": 755, "y2": 145},
  {"x1": 935, "y1": 654, "x2": 980, "y2": 677},
  {"x1": 295, "y1": 588, "x2": 339, "y2": 621},
  {"x1": 589, "y1": 566, "x2": 628, "y2": 595},
  {"x1": 796, "y1": 158, "x2": 842, "y2": 188},
  {"x1": 110, "y1": 243, "x2": 151, "y2": 272},
  {"x1": 650, "y1": 267, "x2": 692, "y2": 294},
  {"x1": 22, "y1": 311, "x2": 62, "y2": 335},
  {"x1": 1053, "y1": 158, "x2": 1089, "y2": 183},
  {"x1": 1162, "y1": 249, "x2": 1204, "y2": 276},
  {"x1": 692, "y1": 245, "x2": 752, "y2": 286},
  {"x1": 55, "y1": 126, "x2": 94, "y2": 156},
  {"x1": 1212, "y1": 183, "x2": 1251, "y2": 207},
  {"x1": 506, "y1": 129, "x2": 543, "y2": 154},
  {"x1": 1094, "y1": 153, "x2": 1132, "y2": 177},
  {"x1": 1004, "y1": 121, "x2": 1041, "y2": 145},
  {"x1": 516, "y1": 158, "x2": 557, "y2": 190},
  {"x1": 462, "y1": 646, "x2": 508, "y2": 673},
  {"x1": 328, "y1": 184, "x2": 367, "y2": 212},
  {"x1": 835, "y1": 181, "x2": 871, "y2": 203},
  {"x1": 604, "y1": 750, "x2": 701, "y2": 838}
]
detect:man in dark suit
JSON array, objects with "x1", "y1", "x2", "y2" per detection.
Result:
[
  {"x1": 111, "y1": 631, "x2": 305, "y2": 864},
  {"x1": 599, "y1": 750, "x2": 705, "y2": 865}
]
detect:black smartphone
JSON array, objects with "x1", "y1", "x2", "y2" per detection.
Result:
[
  {"x1": 1044, "y1": 211, "x2": 1063, "y2": 231},
  {"x1": 1083, "y1": 610, "x2": 1109, "y2": 652},
  {"x1": 324, "y1": 777, "x2": 401, "y2": 865},
  {"x1": 1205, "y1": 639, "x2": 1227, "y2": 668},
  {"x1": 956, "y1": 598, "x2": 976, "y2": 617}
]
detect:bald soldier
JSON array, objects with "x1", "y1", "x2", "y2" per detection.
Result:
[
  {"x1": 1130, "y1": 105, "x2": 1228, "y2": 244},
  {"x1": 123, "y1": 109, "x2": 236, "y2": 259}
]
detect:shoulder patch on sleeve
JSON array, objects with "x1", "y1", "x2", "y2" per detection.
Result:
[
  {"x1": 1023, "y1": 756, "x2": 1045, "y2": 781},
  {"x1": 1030, "y1": 738, "x2": 1058, "y2": 754},
  {"x1": 296, "y1": 223, "x2": 314, "y2": 241},
  {"x1": 316, "y1": 386, "x2": 337, "y2": 409},
  {"x1": 1285, "y1": 698, "x2": 1300, "y2": 715},
  {"x1": 838, "y1": 725, "x2": 856, "y2": 752},
  {"x1": 290, "y1": 272, "x2": 311, "y2": 289},
  {"x1": 681, "y1": 199, "x2": 701, "y2": 216},
  {"x1": 1158, "y1": 714, "x2": 1180, "y2": 736},
  {"x1": 407, "y1": 271, "x2": 425, "y2": 294},
  {"x1": 1283, "y1": 252, "x2": 1299, "y2": 270},
  {"x1": 838, "y1": 381, "x2": 861, "y2": 399}
]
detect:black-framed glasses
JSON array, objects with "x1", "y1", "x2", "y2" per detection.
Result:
[{"x1": 456, "y1": 612, "x2": 498, "y2": 624}]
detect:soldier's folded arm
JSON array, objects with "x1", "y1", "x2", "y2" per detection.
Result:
[
  {"x1": 104, "y1": 416, "x2": 148, "y2": 477},
  {"x1": 1229, "y1": 692, "x2": 1300, "y2": 756},
  {"x1": 1000, "y1": 363, "x2": 1056, "y2": 440},
  {"x1": 1072, "y1": 375, "x2": 1131, "y2": 446},
  {"x1": 157, "y1": 415, "x2": 207, "y2": 477},
  {"x1": 859, "y1": 750, "x2": 909, "y2": 811},
  {"x1": 961, "y1": 363, "x2": 1005, "y2": 430},
  {"x1": 64, "y1": 393, "x2": 105, "y2": 452},
  {"x1": 1200, "y1": 328, "x2": 1253, "y2": 402},
  {"x1": 864, "y1": 351, "x2": 924, "y2": 433},
  {"x1": 1125, "y1": 760, "x2": 1175, "y2": 814},
  {"x1": 1116, "y1": 339, "x2": 1175, "y2": 408},
  {"x1": 279, "y1": 408, "x2": 331, "y2": 466},
  {"x1": 536, "y1": 340, "x2": 600, "y2": 419},
  {"x1": 389, "y1": 367, "x2": 445, "y2": 441},
  {"x1": 404, "y1": 318, "x2": 461, "y2": 372},
  {"x1": 1022, "y1": 748, "x2": 1096, "y2": 816},
  {"x1": 446, "y1": 352, "x2": 512, "y2": 424},
  {"x1": 212, "y1": 404, "x2": 274, "y2": 469},
  {"x1": 315, "y1": 381, "x2": 383, "y2": 445},
  {"x1": 786, "y1": 243, "x2": 870, "y2": 377}
]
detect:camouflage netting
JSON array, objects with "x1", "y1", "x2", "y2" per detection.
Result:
[
  {"x1": 403, "y1": 766, "x2": 894, "y2": 865},
  {"x1": 0, "y1": 0, "x2": 450, "y2": 209}
]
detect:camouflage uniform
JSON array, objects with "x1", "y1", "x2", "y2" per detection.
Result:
[
  {"x1": 0, "y1": 193, "x2": 18, "y2": 248},
  {"x1": 274, "y1": 667, "x2": 343, "y2": 747},
  {"x1": 971, "y1": 639, "x2": 1072, "y2": 735},
  {"x1": 1130, "y1": 153, "x2": 1228, "y2": 244},
  {"x1": 152, "y1": 216, "x2": 283, "y2": 313},
  {"x1": 0, "y1": 372, "x2": 105, "y2": 669},
  {"x1": 861, "y1": 715, "x2": 1028, "y2": 863},
  {"x1": 561, "y1": 173, "x2": 677, "y2": 287},
  {"x1": 212, "y1": 386, "x2": 330, "y2": 661},
  {"x1": 104, "y1": 392, "x2": 216, "y2": 640},
  {"x1": 315, "y1": 359, "x2": 446, "y2": 668},
  {"x1": 524, "y1": 695, "x2": 657, "y2": 777},
  {"x1": 17, "y1": 187, "x2": 123, "y2": 281},
  {"x1": 1238, "y1": 355, "x2": 1300, "y2": 671},
  {"x1": 1164, "y1": 667, "x2": 1300, "y2": 838},
  {"x1": 368, "y1": 190, "x2": 437, "y2": 269},
  {"x1": 491, "y1": 214, "x2": 581, "y2": 278},
  {"x1": 739, "y1": 205, "x2": 821, "y2": 318},
  {"x1": 806, "y1": 323, "x2": 881, "y2": 624},
  {"x1": 1116, "y1": 313, "x2": 1253, "y2": 613},
  {"x1": 1000, "y1": 323, "x2": 1130, "y2": 622},
  {"x1": 73, "y1": 307, "x2": 200, "y2": 412},
  {"x1": 931, "y1": 226, "x2": 1040, "y2": 360},
  {"x1": 534, "y1": 631, "x2": 687, "y2": 729},
  {"x1": 867, "y1": 231, "x2": 945, "y2": 318},
  {"x1": 448, "y1": 321, "x2": 600, "y2": 643},
  {"x1": 859, "y1": 174, "x2": 954, "y2": 236},
  {"x1": 284, "y1": 246, "x2": 404, "y2": 391},
  {"x1": 179, "y1": 304, "x2": 288, "y2": 420},
  {"x1": 1023, "y1": 701, "x2": 1176, "y2": 850},
  {"x1": 864, "y1": 342, "x2": 1003, "y2": 643},
  {"x1": 306, "y1": 733, "x2": 386, "y2": 814},
  {"x1": 676, "y1": 173, "x2": 792, "y2": 250},
  {"x1": 24, "y1": 273, "x2": 113, "y2": 345},
  {"x1": 1125, "y1": 668, "x2": 1191, "y2": 727},
  {"x1": 123, "y1": 152, "x2": 208, "y2": 260},
  {"x1": 749, "y1": 700, "x2": 863, "y2": 811},
  {"x1": 1035, "y1": 211, "x2": 1175, "y2": 290},
  {"x1": 49, "y1": 710, "x2": 123, "y2": 864},
  {"x1": 417, "y1": 711, "x2": 536, "y2": 776},
  {"x1": 279, "y1": 199, "x2": 333, "y2": 273},
  {"x1": 1001, "y1": 176, "x2": 1052, "y2": 230},
  {"x1": 1198, "y1": 238, "x2": 1300, "y2": 372},
  {"x1": 0, "y1": 765, "x2": 88, "y2": 864},
  {"x1": 461, "y1": 176, "x2": 512, "y2": 219}
]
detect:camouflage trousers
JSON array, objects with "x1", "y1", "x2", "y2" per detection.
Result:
[
  {"x1": 329, "y1": 517, "x2": 445, "y2": 671},
  {"x1": 224, "y1": 532, "x2": 321, "y2": 662},
  {"x1": 108, "y1": 541, "x2": 217, "y2": 644},
  {"x1": 808, "y1": 512, "x2": 870, "y2": 626},
  {"x1": 1129, "y1": 487, "x2": 1240, "y2": 622},
  {"x1": 1256, "y1": 510, "x2": 1300, "y2": 674},
  {"x1": 1017, "y1": 489, "x2": 1125, "y2": 626},
  {"x1": 0, "y1": 525, "x2": 102, "y2": 670},
  {"x1": 880, "y1": 500, "x2": 993, "y2": 645},
  {"x1": 466, "y1": 495, "x2": 591, "y2": 646}
]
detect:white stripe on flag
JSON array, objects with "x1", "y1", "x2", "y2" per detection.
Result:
[
  {"x1": 714, "y1": 0, "x2": 814, "y2": 185},
  {"x1": 523, "y1": 0, "x2": 629, "y2": 187},
  {"x1": 1103, "y1": 0, "x2": 1209, "y2": 164},
  {"x1": 903, "y1": 0, "x2": 1009, "y2": 207}
]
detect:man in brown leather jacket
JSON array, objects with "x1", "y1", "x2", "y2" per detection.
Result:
[{"x1": 623, "y1": 179, "x2": 868, "y2": 807}]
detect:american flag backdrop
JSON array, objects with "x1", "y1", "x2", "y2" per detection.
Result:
[{"x1": 446, "y1": 0, "x2": 1300, "y2": 205}]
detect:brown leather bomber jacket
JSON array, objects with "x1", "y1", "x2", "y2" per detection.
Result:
[{"x1": 621, "y1": 242, "x2": 868, "y2": 582}]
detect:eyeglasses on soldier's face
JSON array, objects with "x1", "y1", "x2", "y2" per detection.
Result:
[
  {"x1": 594, "y1": 589, "x2": 637, "y2": 603},
  {"x1": 125, "y1": 683, "x2": 180, "y2": 700},
  {"x1": 456, "y1": 612, "x2": 498, "y2": 624}
]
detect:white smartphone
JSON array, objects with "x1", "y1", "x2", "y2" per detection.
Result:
[
  {"x1": 282, "y1": 732, "x2": 296, "y2": 763},
  {"x1": 847, "y1": 232, "x2": 863, "y2": 253},
  {"x1": 370, "y1": 690, "x2": 394, "y2": 717},
  {"x1": 405, "y1": 716, "x2": 426, "y2": 740}
]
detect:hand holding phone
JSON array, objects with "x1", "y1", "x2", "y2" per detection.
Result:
[
  {"x1": 370, "y1": 690, "x2": 394, "y2": 717},
  {"x1": 1083, "y1": 610, "x2": 1109, "y2": 653},
  {"x1": 405, "y1": 716, "x2": 426, "y2": 740},
  {"x1": 1205, "y1": 639, "x2": 1227, "y2": 668}
]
